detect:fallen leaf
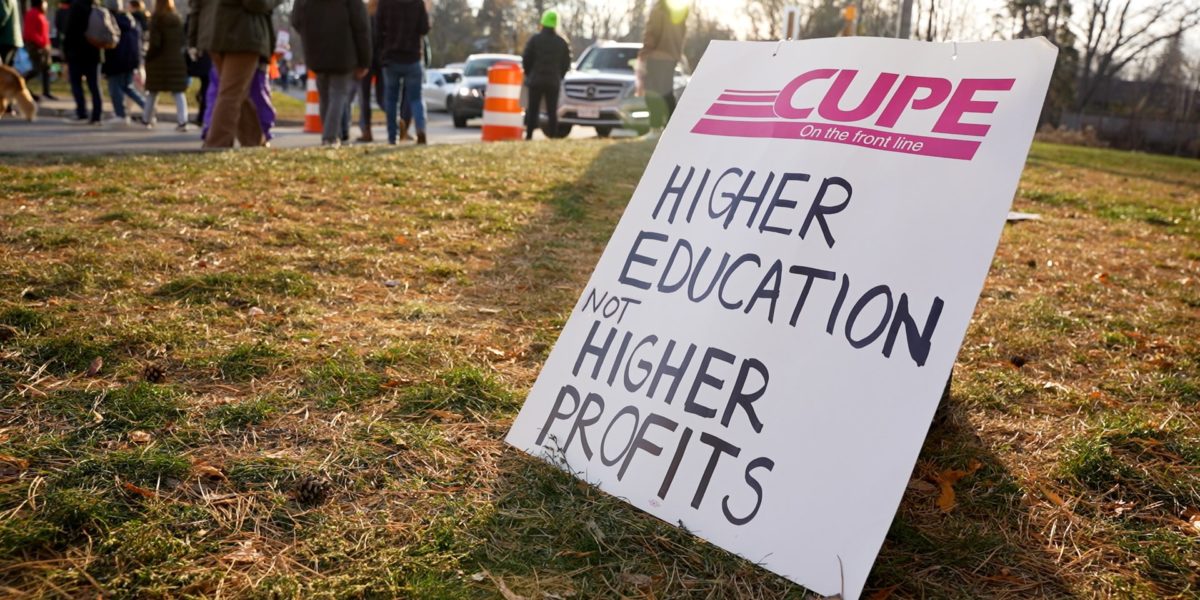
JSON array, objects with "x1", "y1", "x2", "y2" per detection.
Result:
[
  {"x1": 484, "y1": 347, "x2": 506, "y2": 359},
  {"x1": 247, "y1": 307, "x2": 265, "y2": 317},
  {"x1": 193, "y1": 463, "x2": 227, "y2": 480},
  {"x1": 1182, "y1": 508, "x2": 1200, "y2": 534},
  {"x1": 393, "y1": 235, "x2": 410, "y2": 246},
  {"x1": 935, "y1": 460, "x2": 982, "y2": 512},
  {"x1": 1037, "y1": 482, "x2": 1067, "y2": 508},
  {"x1": 867, "y1": 584, "x2": 900, "y2": 600},
  {"x1": 87, "y1": 356, "x2": 103, "y2": 377},
  {"x1": 427, "y1": 409, "x2": 464, "y2": 422},
  {"x1": 619, "y1": 573, "x2": 653, "y2": 587},
  {"x1": 470, "y1": 572, "x2": 486, "y2": 582},
  {"x1": 483, "y1": 570, "x2": 528, "y2": 600},
  {"x1": 121, "y1": 481, "x2": 156, "y2": 499},
  {"x1": 0, "y1": 454, "x2": 29, "y2": 483},
  {"x1": 129, "y1": 430, "x2": 153, "y2": 444},
  {"x1": 906, "y1": 479, "x2": 937, "y2": 493},
  {"x1": 222, "y1": 540, "x2": 263, "y2": 564},
  {"x1": 1093, "y1": 272, "x2": 1110, "y2": 284}
]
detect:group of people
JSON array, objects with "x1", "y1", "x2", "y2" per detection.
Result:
[
  {"x1": 0, "y1": 0, "x2": 280, "y2": 147},
  {"x1": 3, "y1": 0, "x2": 688, "y2": 147},
  {"x1": 0, "y1": 0, "x2": 198, "y2": 129},
  {"x1": 521, "y1": 0, "x2": 687, "y2": 142},
  {"x1": 291, "y1": 0, "x2": 428, "y2": 146}
]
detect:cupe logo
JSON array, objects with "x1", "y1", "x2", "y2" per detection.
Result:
[{"x1": 691, "y1": 69, "x2": 1016, "y2": 161}]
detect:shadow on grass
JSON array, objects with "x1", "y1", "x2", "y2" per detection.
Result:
[{"x1": 868, "y1": 397, "x2": 1075, "y2": 598}]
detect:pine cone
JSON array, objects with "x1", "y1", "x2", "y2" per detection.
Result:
[
  {"x1": 143, "y1": 364, "x2": 166, "y2": 383},
  {"x1": 294, "y1": 475, "x2": 332, "y2": 506}
]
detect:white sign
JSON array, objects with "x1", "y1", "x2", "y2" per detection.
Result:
[{"x1": 507, "y1": 37, "x2": 1056, "y2": 599}]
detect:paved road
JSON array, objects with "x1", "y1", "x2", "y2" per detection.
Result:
[{"x1": 0, "y1": 100, "x2": 629, "y2": 155}]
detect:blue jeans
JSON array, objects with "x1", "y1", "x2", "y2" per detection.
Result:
[
  {"x1": 69, "y1": 60, "x2": 103, "y2": 121},
  {"x1": 107, "y1": 71, "x2": 145, "y2": 118},
  {"x1": 382, "y1": 60, "x2": 426, "y2": 143}
]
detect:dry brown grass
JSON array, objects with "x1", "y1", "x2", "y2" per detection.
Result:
[{"x1": 0, "y1": 141, "x2": 1197, "y2": 599}]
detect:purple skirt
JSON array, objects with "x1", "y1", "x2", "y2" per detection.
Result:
[{"x1": 202, "y1": 64, "x2": 277, "y2": 141}]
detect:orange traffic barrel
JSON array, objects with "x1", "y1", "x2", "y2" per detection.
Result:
[
  {"x1": 304, "y1": 73, "x2": 321, "y2": 133},
  {"x1": 482, "y1": 62, "x2": 524, "y2": 141}
]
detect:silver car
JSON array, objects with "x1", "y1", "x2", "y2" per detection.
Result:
[
  {"x1": 555, "y1": 41, "x2": 689, "y2": 137},
  {"x1": 422, "y1": 68, "x2": 463, "y2": 112}
]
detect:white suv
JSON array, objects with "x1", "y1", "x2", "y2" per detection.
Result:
[{"x1": 555, "y1": 41, "x2": 690, "y2": 137}]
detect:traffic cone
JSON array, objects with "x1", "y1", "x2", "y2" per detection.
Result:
[
  {"x1": 304, "y1": 74, "x2": 321, "y2": 133},
  {"x1": 482, "y1": 62, "x2": 524, "y2": 142}
]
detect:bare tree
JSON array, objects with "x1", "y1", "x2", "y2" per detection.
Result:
[{"x1": 1074, "y1": 0, "x2": 1200, "y2": 112}]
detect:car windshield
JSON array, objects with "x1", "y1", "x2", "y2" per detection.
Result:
[
  {"x1": 577, "y1": 47, "x2": 639, "y2": 72},
  {"x1": 464, "y1": 58, "x2": 514, "y2": 77}
]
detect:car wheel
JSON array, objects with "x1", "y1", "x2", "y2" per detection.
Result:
[
  {"x1": 453, "y1": 112, "x2": 468, "y2": 128},
  {"x1": 594, "y1": 126, "x2": 613, "y2": 138},
  {"x1": 553, "y1": 123, "x2": 573, "y2": 138},
  {"x1": 445, "y1": 96, "x2": 454, "y2": 113}
]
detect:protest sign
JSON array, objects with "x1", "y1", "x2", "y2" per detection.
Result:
[{"x1": 506, "y1": 37, "x2": 1057, "y2": 599}]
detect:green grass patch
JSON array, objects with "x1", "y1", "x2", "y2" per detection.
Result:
[
  {"x1": 153, "y1": 269, "x2": 315, "y2": 304},
  {"x1": 47, "y1": 383, "x2": 184, "y2": 432},
  {"x1": 216, "y1": 342, "x2": 285, "y2": 381},
  {"x1": 304, "y1": 357, "x2": 383, "y2": 408},
  {"x1": 0, "y1": 305, "x2": 50, "y2": 334},
  {"x1": 24, "y1": 334, "x2": 109, "y2": 374},
  {"x1": 209, "y1": 395, "x2": 279, "y2": 429},
  {"x1": 399, "y1": 365, "x2": 516, "y2": 415},
  {"x1": 66, "y1": 447, "x2": 191, "y2": 488},
  {"x1": 227, "y1": 456, "x2": 298, "y2": 489},
  {"x1": 1058, "y1": 414, "x2": 1200, "y2": 507}
]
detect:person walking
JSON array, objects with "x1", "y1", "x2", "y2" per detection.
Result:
[
  {"x1": 376, "y1": 0, "x2": 428, "y2": 145},
  {"x1": 291, "y1": 0, "x2": 369, "y2": 147},
  {"x1": 521, "y1": 9, "x2": 570, "y2": 140},
  {"x1": 142, "y1": 0, "x2": 187, "y2": 129},
  {"x1": 0, "y1": 0, "x2": 23, "y2": 66},
  {"x1": 53, "y1": 0, "x2": 69, "y2": 51},
  {"x1": 102, "y1": 0, "x2": 145, "y2": 125},
  {"x1": 639, "y1": 0, "x2": 687, "y2": 139},
  {"x1": 353, "y1": 0, "x2": 382, "y2": 142},
  {"x1": 188, "y1": 0, "x2": 281, "y2": 148},
  {"x1": 63, "y1": 0, "x2": 103, "y2": 123},
  {"x1": 22, "y1": 0, "x2": 54, "y2": 99}
]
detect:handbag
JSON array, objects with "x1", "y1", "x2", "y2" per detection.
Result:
[{"x1": 13, "y1": 48, "x2": 33, "y2": 76}]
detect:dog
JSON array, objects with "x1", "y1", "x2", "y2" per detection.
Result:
[{"x1": 0, "y1": 64, "x2": 38, "y2": 122}]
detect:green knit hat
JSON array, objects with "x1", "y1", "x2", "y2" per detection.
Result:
[{"x1": 541, "y1": 10, "x2": 558, "y2": 28}]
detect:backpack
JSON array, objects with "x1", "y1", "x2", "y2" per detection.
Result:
[{"x1": 86, "y1": 6, "x2": 121, "y2": 50}]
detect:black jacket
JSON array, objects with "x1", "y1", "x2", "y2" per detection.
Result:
[
  {"x1": 63, "y1": 0, "x2": 100, "y2": 66},
  {"x1": 522, "y1": 27, "x2": 570, "y2": 88},
  {"x1": 376, "y1": 0, "x2": 427, "y2": 66},
  {"x1": 291, "y1": 0, "x2": 370, "y2": 73},
  {"x1": 101, "y1": 12, "x2": 140, "y2": 74}
]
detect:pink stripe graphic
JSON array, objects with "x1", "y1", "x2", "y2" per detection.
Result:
[
  {"x1": 717, "y1": 93, "x2": 779, "y2": 103},
  {"x1": 723, "y1": 89, "x2": 781, "y2": 95},
  {"x1": 690, "y1": 118, "x2": 980, "y2": 161},
  {"x1": 705, "y1": 103, "x2": 778, "y2": 118}
]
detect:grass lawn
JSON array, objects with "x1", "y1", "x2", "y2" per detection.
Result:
[{"x1": 0, "y1": 141, "x2": 1197, "y2": 599}]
